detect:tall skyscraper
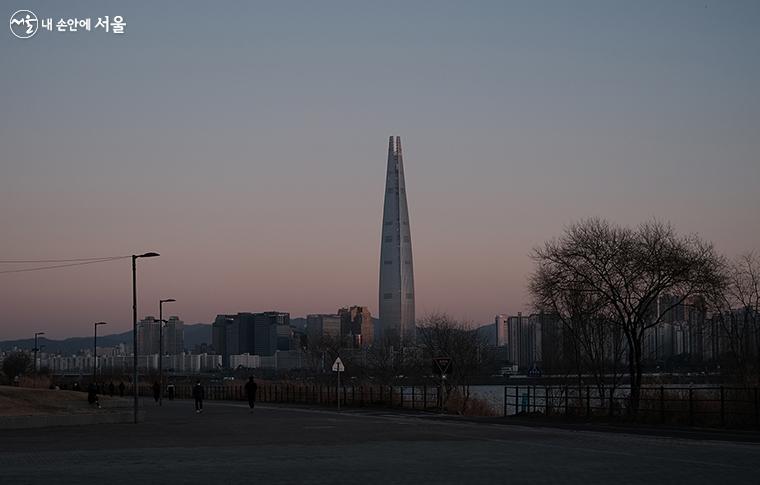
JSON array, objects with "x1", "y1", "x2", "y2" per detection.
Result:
[{"x1": 379, "y1": 136, "x2": 416, "y2": 344}]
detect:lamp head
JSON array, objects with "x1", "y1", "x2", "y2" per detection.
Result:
[{"x1": 137, "y1": 252, "x2": 160, "y2": 258}]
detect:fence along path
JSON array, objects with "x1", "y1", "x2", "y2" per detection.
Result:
[{"x1": 130, "y1": 382, "x2": 759, "y2": 428}]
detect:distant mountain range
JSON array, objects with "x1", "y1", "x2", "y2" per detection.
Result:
[
  {"x1": 1, "y1": 320, "x2": 497, "y2": 354},
  {"x1": 0, "y1": 324, "x2": 212, "y2": 355}
]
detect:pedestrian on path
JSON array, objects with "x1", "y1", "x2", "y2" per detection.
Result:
[
  {"x1": 193, "y1": 379, "x2": 205, "y2": 413},
  {"x1": 88, "y1": 382, "x2": 101, "y2": 408},
  {"x1": 167, "y1": 382, "x2": 175, "y2": 401},
  {"x1": 108, "y1": 381, "x2": 115, "y2": 397},
  {"x1": 153, "y1": 381, "x2": 161, "y2": 403},
  {"x1": 118, "y1": 381, "x2": 125, "y2": 397},
  {"x1": 245, "y1": 376, "x2": 258, "y2": 413}
]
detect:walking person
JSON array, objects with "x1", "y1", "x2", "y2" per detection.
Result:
[
  {"x1": 192, "y1": 379, "x2": 205, "y2": 413},
  {"x1": 153, "y1": 381, "x2": 161, "y2": 404},
  {"x1": 118, "y1": 381, "x2": 125, "y2": 397},
  {"x1": 245, "y1": 376, "x2": 258, "y2": 413},
  {"x1": 108, "y1": 381, "x2": 115, "y2": 397},
  {"x1": 87, "y1": 382, "x2": 101, "y2": 409},
  {"x1": 167, "y1": 382, "x2": 175, "y2": 401}
]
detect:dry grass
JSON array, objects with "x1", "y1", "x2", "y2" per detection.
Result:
[
  {"x1": 445, "y1": 391, "x2": 500, "y2": 417},
  {"x1": 0, "y1": 386, "x2": 126, "y2": 416}
]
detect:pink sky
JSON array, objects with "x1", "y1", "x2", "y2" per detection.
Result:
[{"x1": 1, "y1": 2, "x2": 759, "y2": 339}]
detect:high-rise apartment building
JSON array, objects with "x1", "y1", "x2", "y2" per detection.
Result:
[
  {"x1": 306, "y1": 314, "x2": 342, "y2": 345},
  {"x1": 213, "y1": 311, "x2": 290, "y2": 366},
  {"x1": 338, "y1": 306, "x2": 374, "y2": 347},
  {"x1": 163, "y1": 316, "x2": 185, "y2": 355},
  {"x1": 495, "y1": 314, "x2": 508, "y2": 347},
  {"x1": 137, "y1": 316, "x2": 160, "y2": 355},
  {"x1": 254, "y1": 311, "x2": 289, "y2": 356},
  {"x1": 506, "y1": 312, "x2": 542, "y2": 370}
]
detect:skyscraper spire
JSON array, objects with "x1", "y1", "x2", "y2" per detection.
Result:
[{"x1": 379, "y1": 135, "x2": 416, "y2": 344}]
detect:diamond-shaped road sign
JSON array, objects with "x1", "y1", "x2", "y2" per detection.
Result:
[{"x1": 332, "y1": 357, "x2": 345, "y2": 372}]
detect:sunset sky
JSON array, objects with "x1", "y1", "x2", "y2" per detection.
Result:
[{"x1": 2, "y1": 1, "x2": 759, "y2": 339}]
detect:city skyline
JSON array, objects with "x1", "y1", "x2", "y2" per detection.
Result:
[{"x1": 2, "y1": 1, "x2": 759, "y2": 340}]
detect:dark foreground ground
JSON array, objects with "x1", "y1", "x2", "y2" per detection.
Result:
[{"x1": 1, "y1": 399, "x2": 759, "y2": 485}]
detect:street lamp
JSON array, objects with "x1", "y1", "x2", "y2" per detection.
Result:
[
  {"x1": 132, "y1": 252, "x2": 160, "y2": 424},
  {"x1": 33, "y1": 332, "x2": 45, "y2": 374},
  {"x1": 158, "y1": 298, "x2": 176, "y2": 406},
  {"x1": 93, "y1": 322, "x2": 107, "y2": 378}
]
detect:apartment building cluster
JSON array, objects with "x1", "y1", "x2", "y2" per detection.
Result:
[
  {"x1": 497, "y1": 296, "x2": 758, "y2": 373},
  {"x1": 215, "y1": 307, "x2": 373, "y2": 371}
]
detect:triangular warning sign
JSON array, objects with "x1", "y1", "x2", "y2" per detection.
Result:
[{"x1": 332, "y1": 357, "x2": 345, "y2": 372}]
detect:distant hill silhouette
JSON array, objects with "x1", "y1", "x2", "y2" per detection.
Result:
[{"x1": 0, "y1": 324, "x2": 213, "y2": 355}]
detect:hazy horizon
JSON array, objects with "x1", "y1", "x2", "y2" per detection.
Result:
[{"x1": 2, "y1": 1, "x2": 759, "y2": 340}]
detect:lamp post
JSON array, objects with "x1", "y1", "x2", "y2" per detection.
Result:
[
  {"x1": 158, "y1": 298, "x2": 176, "y2": 406},
  {"x1": 132, "y1": 252, "x2": 160, "y2": 424},
  {"x1": 33, "y1": 332, "x2": 45, "y2": 374},
  {"x1": 93, "y1": 322, "x2": 107, "y2": 378}
]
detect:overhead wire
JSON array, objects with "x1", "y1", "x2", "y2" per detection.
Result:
[
  {"x1": 0, "y1": 256, "x2": 127, "y2": 263},
  {"x1": 0, "y1": 256, "x2": 130, "y2": 274}
]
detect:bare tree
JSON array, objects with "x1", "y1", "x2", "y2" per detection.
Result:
[
  {"x1": 300, "y1": 334, "x2": 342, "y2": 376},
  {"x1": 362, "y1": 334, "x2": 407, "y2": 384},
  {"x1": 418, "y1": 313, "x2": 492, "y2": 414},
  {"x1": 531, "y1": 218, "x2": 724, "y2": 413},
  {"x1": 530, "y1": 270, "x2": 626, "y2": 415},
  {"x1": 706, "y1": 252, "x2": 760, "y2": 384}
]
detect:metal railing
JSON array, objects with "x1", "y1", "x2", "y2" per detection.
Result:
[
  {"x1": 502, "y1": 385, "x2": 760, "y2": 428},
  {"x1": 129, "y1": 383, "x2": 442, "y2": 411},
  {"x1": 122, "y1": 382, "x2": 759, "y2": 429}
]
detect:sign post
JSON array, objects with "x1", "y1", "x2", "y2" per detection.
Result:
[
  {"x1": 432, "y1": 357, "x2": 452, "y2": 413},
  {"x1": 332, "y1": 357, "x2": 345, "y2": 411}
]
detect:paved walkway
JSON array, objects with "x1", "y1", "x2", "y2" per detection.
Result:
[{"x1": 1, "y1": 399, "x2": 759, "y2": 484}]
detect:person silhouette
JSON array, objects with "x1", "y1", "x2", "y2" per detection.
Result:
[
  {"x1": 87, "y1": 382, "x2": 101, "y2": 408},
  {"x1": 245, "y1": 376, "x2": 258, "y2": 413},
  {"x1": 192, "y1": 379, "x2": 205, "y2": 413}
]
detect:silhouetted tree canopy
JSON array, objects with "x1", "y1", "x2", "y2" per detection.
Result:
[
  {"x1": 530, "y1": 218, "x2": 724, "y2": 412},
  {"x1": 2, "y1": 352, "x2": 32, "y2": 379}
]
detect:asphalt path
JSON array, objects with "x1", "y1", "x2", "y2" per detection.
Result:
[{"x1": 1, "y1": 399, "x2": 759, "y2": 484}]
